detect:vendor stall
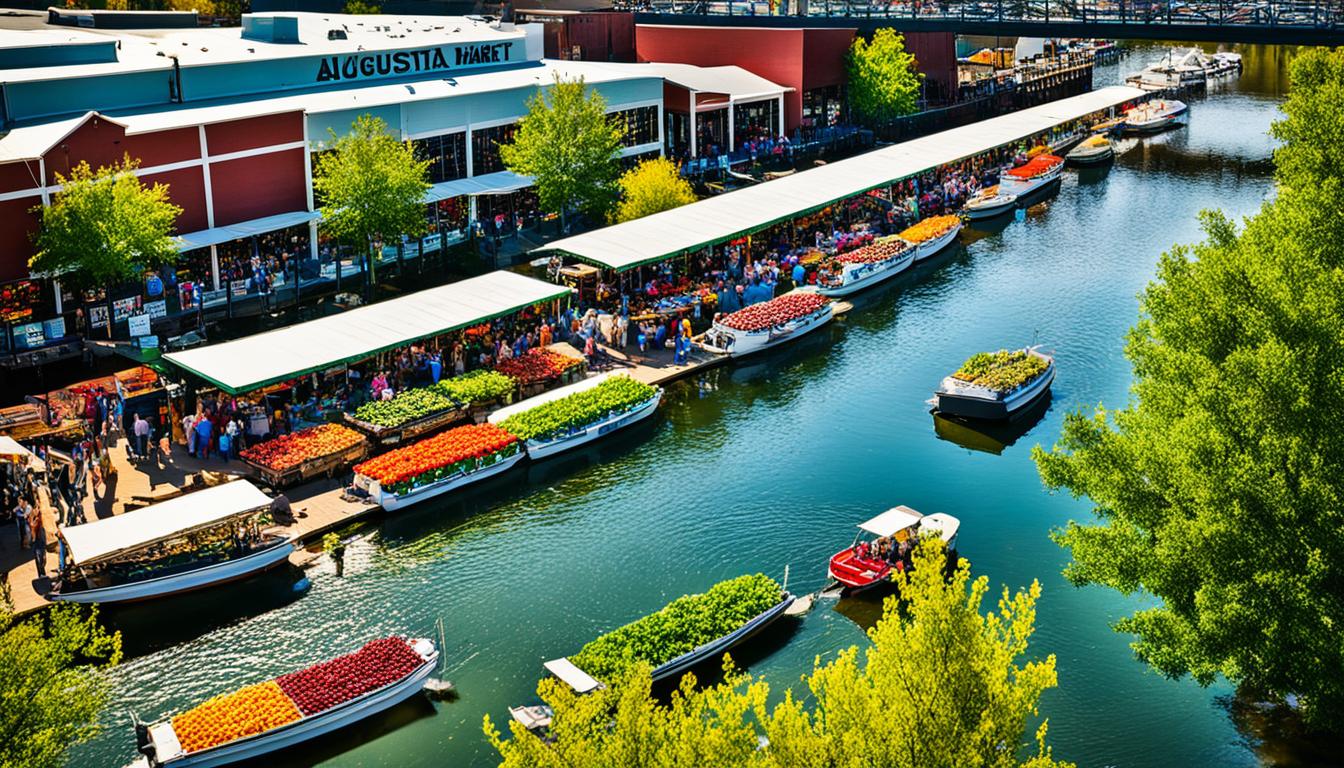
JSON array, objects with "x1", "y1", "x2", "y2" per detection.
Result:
[{"x1": 240, "y1": 423, "x2": 369, "y2": 489}]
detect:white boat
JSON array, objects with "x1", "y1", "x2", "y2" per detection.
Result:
[
  {"x1": 134, "y1": 638, "x2": 438, "y2": 768},
  {"x1": 808, "y1": 239, "x2": 916, "y2": 297},
  {"x1": 911, "y1": 219, "x2": 963, "y2": 261},
  {"x1": 998, "y1": 155, "x2": 1064, "y2": 199},
  {"x1": 1124, "y1": 99, "x2": 1189, "y2": 134},
  {"x1": 1211, "y1": 52, "x2": 1242, "y2": 77},
  {"x1": 963, "y1": 186, "x2": 1018, "y2": 220},
  {"x1": 934, "y1": 347, "x2": 1055, "y2": 420},
  {"x1": 828, "y1": 506, "x2": 962, "y2": 594},
  {"x1": 356, "y1": 448, "x2": 525, "y2": 511},
  {"x1": 488, "y1": 373, "x2": 663, "y2": 460},
  {"x1": 52, "y1": 481, "x2": 297, "y2": 604},
  {"x1": 1065, "y1": 135, "x2": 1114, "y2": 166},
  {"x1": 700, "y1": 298, "x2": 834, "y2": 359}
]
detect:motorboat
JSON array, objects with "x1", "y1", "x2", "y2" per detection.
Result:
[
  {"x1": 699, "y1": 291, "x2": 834, "y2": 358},
  {"x1": 1124, "y1": 99, "x2": 1189, "y2": 134},
  {"x1": 806, "y1": 236, "x2": 916, "y2": 297},
  {"x1": 1211, "y1": 51, "x2": 1242, "y2": 77},
  {"x1": 1126, "y1": 48, "x2": 1207, "y2": 91},
  {"x1": 899, "y1": 214, "x2": 963, "y2": 262},
  {"x1": 52, "y1": 481, "x2": 297, "y2": 604},
  {"x1": 130, "y1": 637, "x2": 438, "y2": 768},
  {"x1": 998, "y1": 154, "x2": 1063, "y2": 199},
  {"x1": 934, "y1": 346, "x2": 1055, "y2": 420},
  {"x1": 1065, "y1": 134, "x2": 1114, "y2": 166},
  {"x1": 827, "y1": 506, "x2": 961, "y2": 594},
  {"x1": 487, "y1": 373, "x2": 663, "y2": 461},
  {"x1": 963, "y1": 185, "x2": 1018, "y2": 220}
]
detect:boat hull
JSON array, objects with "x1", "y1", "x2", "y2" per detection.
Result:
[
  {"x1": 935, "y1": 363, "x2": 1055, "y2": 421},
  {"x1": 964, "y1": 196, "x2": 1017, "y2": 220},
  {"x1": 912, "y1": 222, "x2": 962, "y2": 261},
  {"x1": 999, "y1": 165, "x2": 1063, "y2": 199},
  {"x1": 1125, "y1": 106, "x2": 1189, "y2": 134},
  {"x1": 51, "y1": 539, "x2": 297, "y2": 604},
  {"x1": 1066, "y1": 146, "x2": 1114, "y2": 166},
  {"x1": 525, "y1": 391, "x2": 662, "y2": 460},
  {"x1": 702, "y1": 304, "x2": 834, "y2": 359},
  {"x1": 650, "y1": 594, "x2": 795, "y2": 684},
  {"x1": 366, "y1": 450, "x2": 525, "y2": 511},
  {"x1": 814, "y1": 250, "x2": 915, "y2": 297}
]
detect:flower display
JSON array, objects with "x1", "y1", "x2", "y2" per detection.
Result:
[
  {"x1": 276, "y1": 637, "x2": 424, "y2": 717},
  {"x1": 353, "y1": 423, "x2": 519, "y2": 490},
  {"x1": 499, "y1": 376, "x2": 657, "y2": 442},
  {"x1": 353, "y1": 387, "x2": 459, "y2": 428},
  {"x1": 718, "y1": 292, "x2": 830, "y2": 333},
  {"x1": 899, "y1": 215, "x2": 961, "y2": 243},
  {"x1": 837, "y1": 235, "x2": 914, "y2": 265},
  {"x1": 495, "y1": 349, "x2": 584, "y2": 385},
  {"x1": 953, "y1": 350, "x2": 1050, "y2": 393},
  {"x1": 1004, "y1": 154, "x2": 1063, "y2": 179},
  {"x1": 433, "y1": 369, "x2": 517, "y2": 405},
  {"x1": 240, "y1": 424, "x2": 365, "y2": 471},
  {"x1": 171, "y1": 680, "x2": 301, "y2": 753}
]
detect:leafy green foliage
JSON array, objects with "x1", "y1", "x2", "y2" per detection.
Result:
[
  {"x1": 954, "y1": 350, "x2": 1049, "y2": 392},
  {"x1": 433, "y1": 370, "x2": 517, "y2": 405},
  {"x1": 500, "y1": 74, "x2": 624, "y2": 227},
  {"x1": 354, "y1": 387, "x2": 457, "y2": 428},
  {"x1": 486, "y1": 543, "x2": 1070, "y2": 768},
  {"x1": 845, "y1": 29, "x2": 922, "y2": 124},
  {"x1": 499, "y1": 376, "x2": 656, "y2": 442},
  {"x1": 1033, "y1": 48, "x2": 1344, "y2": 730},
  {"x1": 570, "y1": 573, "x2": 781, "y2": 682},
  {"x1": 0, "y1": 585, "x2": 123, "y2": 768},
  {"x1": 30, "y1": 155, "x2": 182, "y2": 290},
  {"x1": 610, "y1": 157, "x2": 697, "y2": 224},
  {"x1": 342, "y1": 0, "x2": 381, "y2": 12}
]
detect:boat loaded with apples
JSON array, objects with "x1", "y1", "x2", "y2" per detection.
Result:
[
  {"x1": 963, "y1": 184, "x2": 1018, "y2": 220},
  {"x1": 509, "y1": 574, "x2": 795, "y2": 736},
  {"x1": 240, "y1": 423, "x2": 369, "y2": 489},
  {"x1": 129, "y1": 636, "x2": 438, "y2": 768},
  {"x1": 807, "y1": 235, "x2": 916, "y2": 297},
  {"x1": 352, "y1": 422, "x2": 523, "y2": 511},
  {"x1": 899, "y1": 214, "x2": 963, "y2": 261},
  {"x1": 827, "y1": 506, "x2": 961, "y2": 594},
  {"x1": 998, "y1": 154, "x2": 1064, "y2": 199},
  {"x1": 934, "y1": 346, "x2": 1055, "y2": 420},
  {"x1": 489, "y1": 373, "x2": 662, "y2": 461},
  {"x1": 700, "y1": 291, "x2": 833, "y2": 358}
]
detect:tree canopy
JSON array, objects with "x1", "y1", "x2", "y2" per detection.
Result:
[
  {"x1": 845, "y1": 29, "x2": 922, "y2": 125},
  {"x1": 501, "y1": 74, "x2": 625, "y2": 229},
  {"x1": 0, "y1": 586, "x2": 122, "y2": 768},
  {"x1": 1033, "y1": 48, "x2": 1344, "y2": 731},
  {"x1": 486, "y1": 542, "x2": 1070, "y2": 767},
  {"x1": 610, "y1": 157, "x2": 697, "y2": 224},
  {"x1": 30, "y1": 155, "x2": 182, "y2": 290}
]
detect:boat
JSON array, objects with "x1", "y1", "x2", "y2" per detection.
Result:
[
  {"x1": 934, "y1": 346, "x2": 1055, "y2": 420},
  {"x1": 899, "y1": 214, "x2": 963, "y2": 262},
  {"x1": 487, "y1": 372, "x2": 663, "y2": 461},
  {"x1": 827, "y1": 506, "x2": 961, "y2": 594},
  {"x1": 1211, "y1": 51, "x2": 1242, "y2": 77},
  {"x1": 1065, "y1": 134, "x2": 1114, "y2": 166},
  {"x1": 51, "y1": 480, "x2": 297, "y2": 604},
  {"x1": 807, "y1": 236, "x2": 916, "y2": 297},
  {"x1": 1124, "y1": 99, "x2": 1189, "y2": 134},
  {"x1": 131, "y1": 637, "x2": 438, "y2": 768},
  {"x1": 699, "y1": 291, "x2": 834, "y2": 358},
  {"x1": 963, "y1": 185, "x2": 1018, "y2": 220},
  {"x1": 353, "y1": 436, "x2": 524, "y2": 512},
  {"x1": 1125, "y1": 48, "x2": 1207, "y2": 91},
  {"x1": 998, "y1": 154, "x2": 1064, "y2": 199}
]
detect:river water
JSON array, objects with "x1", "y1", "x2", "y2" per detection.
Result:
[{"x1": 75, "y1": 45, "x2": 1296, "y2": 768}]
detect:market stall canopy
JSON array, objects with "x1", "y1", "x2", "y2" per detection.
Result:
[
  {"x1": 174, "y1": 210, "x2": 320, "y2": 252},
  {"x1": 163, "y1": 271, "x2": 570, "y2": 393},
  {"x1": 425, "y1": 170, "x2": 535, "y2": 204},
  {"x1": 540, "y1": 86, "x2": 1146, "y2": 272},
  {"x1": 859, "y1": 506, "x2": 924, "y2": 538},
  {"x1": 60, "y1": 480, "x2": 272, "y2": 566},
  {"x1": 0, "y1": 435, "x2": 32, "y2": 461},
  {"x1": 631, "y1": 62, "x2": 792, "y2": 105}
]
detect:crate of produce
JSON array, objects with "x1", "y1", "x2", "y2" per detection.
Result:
[
  {"x1": 342, "y1": 387, "x2": 467, "y2": 448},
  {"x1": 240, "y1": 423, "x2": 369, "y2": 488}
]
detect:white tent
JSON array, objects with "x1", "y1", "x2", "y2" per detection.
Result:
[
  {"x1": 59, "y1": 480, "x2": 273, "y2": 565},
  {"x1": 0, "y1": 435, "x2": 32, "y2": 461}
]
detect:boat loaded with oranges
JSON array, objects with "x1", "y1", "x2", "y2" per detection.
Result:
[
  {"x1": 129, "y1": 636, "x2": 438, "y2": 767},
  {"x1": 352, "y1": 422, "x2": 524, "y2": 511}
]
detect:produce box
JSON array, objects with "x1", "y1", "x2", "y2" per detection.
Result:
[
  {"x1": 343, "y1": 387, "x2": 467, "y2": 448},
  {"x1": 241, "y1": 423, "x2": 369, "y2": 489}
]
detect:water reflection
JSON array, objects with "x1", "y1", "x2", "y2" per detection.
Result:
[{"x1": 931, "y1": 392, "x2": 1053, "y2": 456}]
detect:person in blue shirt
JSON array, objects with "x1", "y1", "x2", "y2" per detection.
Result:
[{"x1": 792, "y1": 262, "x2": 806, "y2": 287}]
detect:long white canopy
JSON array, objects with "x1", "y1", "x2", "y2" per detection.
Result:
[
  {"x1": 859, "y1": 505, "x2": 924, "y2": 538},
  {"x1": 542, "y1": 86, "x2": 1146, "y2": 271},
  {"x1": 59, "y1": 480, "x2": 273, "y2": 566},
  {"x1": 164, "y1": 271, "x2": 570, "y2": 393}
]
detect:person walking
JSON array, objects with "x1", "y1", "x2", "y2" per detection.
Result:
[
  {"x1": 14, "y1": 495, "x2": 29, "y2": 548},
  {"x1": 195, "y1": 416, "x2": 213, "y2": 461},
  {"x1": 132, "y1": 413, "x2": 150, "y2": 458},
  {"x1": 30, "y1": 511, "x2": 47, "y2": 579}
]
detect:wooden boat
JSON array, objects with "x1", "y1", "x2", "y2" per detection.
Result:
[
  {"x1": 999, "y1": 155, "x2": 1064, "y2": 199},
  {"x1": 934, "y1": 347, "x2": 1055, "y2": 420},
  {"x1": 1124, "y1": 99, "x2": 1189, "y2": 134},
  {"x1": 487, "y1": 373, "x2": 663, "y2": 461},
  {"x1": 354, "y1": 447, "x2": 524, "y2": 512},
  {"x1": 699, "y1": 297, "x2": 834, "y2": 359},
  {"x1": 130, "y1": 638, "x2": 438, "y2": 768},
  {"x1": 52, "y1": 481, "x2": 297, "y2": 604},
  {"x1": 963, "y1": 185, "x2": 1018, "y2": 220},
  {"x1": 1065, "y1": 135, "x2": 1115, "y2": 166},
  {"x1": 807, "y1": 238, "x2": 916, "y2": 297},
  {"x1": 827, "y1": 506, "x2": 961, "y2": 594}
]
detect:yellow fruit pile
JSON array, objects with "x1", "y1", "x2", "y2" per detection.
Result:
[
  {"x1": 899, "y1": 215, "x2": 960, "y2": 243},
  {"x1": 171, "y1": 680, "x2": 301, "y2": 753}
]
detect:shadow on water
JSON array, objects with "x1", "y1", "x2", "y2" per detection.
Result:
[
  {"x1": 931, "y1": 391, "x2": 1054, "y2": 456},
  {"x1": 962, "y1": 212, "x2": 1017, "y2": 243},
  {"x1": 240, "y1": 695, "x2": 439, "y2": 768},
  {"x1": 651, "y1": 615, "x2": 806, "y2": 696},
  {"x1": 1217, "y1": 691, "x2": 1344, "y2": 768},
  {"x1": 831, "y1": 590, "x2": 889, "y2": 633},
  {"x1": 1074, "y1": 163, "x2": 1114, "y2": 188}
]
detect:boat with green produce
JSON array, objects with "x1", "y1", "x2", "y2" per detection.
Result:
[
  {"x1": 488, "y1": 373, "x2": 662, "y2": 460},
  {"x1": 934, "y1": 346, "x2": 1055, "y2": 420},
  {"x1": 343, "y1": 387, "x2": 466, "y2": 448},
  {"x1": 433, "y1": 369, "x2": 517, "y2": 411}
]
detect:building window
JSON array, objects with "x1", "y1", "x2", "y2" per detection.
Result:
[
  {"x1": 619, "y1": 150, "x2": 661, "y2": 171},
  {"x1": 472, "y1": 123, "x2": 517, "y2": 176},
  {"x1": 610, "y1": 106, "x2": 658, "y2": 148},
  {"x1": 413, "y1": 132, "x2": 468, "y2": 184},
  {"x1": 733, "y1": 99, "x2": 781, "y2": 147}
]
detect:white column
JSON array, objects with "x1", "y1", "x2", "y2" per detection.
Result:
[
  {"x1": 657, "y1": 100, "x2": 665, "y2": 158},
  {"x1": 53, "y1": 281, "x2": 62, "y2": 314},
  {"x1": 728, "y1": 101, "x2": 735, "y2": 152},
  {"x1": 308, "y1": 219, "x2": 318, "y2": 261},
  {"x1": 689, "y1": 91, "x2": 698, "y2": 158},
  {"x1": 210, "y1": 245, "x2": 220, "y2": 291},
  {"x1": 465, "y1": 127, "x2": 474, "y2": 177},
  {"x1": 777, "y1": 93, "x2": 785, "y2": 137}
]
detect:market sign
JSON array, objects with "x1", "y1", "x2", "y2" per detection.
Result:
[
  {"x1": 128, "y1": 313, "x2": 152, "y2": 338},
  {"x1": 314, "y1": 42, "x2": 517, "y2": 84}
]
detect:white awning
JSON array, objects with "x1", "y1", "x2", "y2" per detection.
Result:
[
  {"x1": 541, "y1": 86, "x2": 1146, "y2": 271},
  {"x1": 0, "y1": 435, "x2": 32, "y2": 461},
  {"x1": 163, "y1": 271, "x2": 570, "y2": 393},
  {"x1": 59, "y1": 480, "x2": 272, "y2": 565},
  {"x1": 859, "y1": 506, "x2": 924, "y2": 538},
  {"x1": 175, "y1": 210, "x2": 319, "y2": 252},
  {"x1": 545, "y1": 657, "x2": 605, "y2": 694},
  {"x1": 629, "y1": 62, "x2": 791, "y2": 104},
  {"x1": 487, "y1": 371, "x2": 613, "y2": 424},
  {"x1": 425, "y1": 170, "x2": 535, "y2": 203}
]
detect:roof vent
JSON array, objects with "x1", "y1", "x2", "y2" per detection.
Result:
[{"x1": 327, "y1": 28, "x2": 347, "y2": 40}]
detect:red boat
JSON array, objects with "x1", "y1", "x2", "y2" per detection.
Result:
[{"x1": 827, "y1": 506, "x2": 962, "y2": 593}]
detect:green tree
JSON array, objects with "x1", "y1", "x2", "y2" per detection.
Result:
[
  {"x1": 486, "y1": 542, "x2": 1070, "y2": 767},
  {"x1": 313, "y1": 114, "x2": 429, "y2": 299},
  {"x1": 501, "y1": 74, "x2": 625, "y2": 231},
  {"x1": 342, "y1": 0, "x2": 381, "y2": 13},
  {"x1": 30, "y1": 155, "x2": 182, "y2": 290},
  {"x1": 1033, "y1": 48, "x2": 1344, "y2": 731},
  {"x1": 609, "y1": 157, "x2": 697, "y2": 224},
  {"x1": 846, "y1": 29, "x2": 922, "y2": 126},
  {"x1": 0, "y1": 585, "x2": 123, "y2": 768}
]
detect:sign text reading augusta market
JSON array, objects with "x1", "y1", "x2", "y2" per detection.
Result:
[{"x1": 316, "y1": 42, "x2": 516, "y2": 83}]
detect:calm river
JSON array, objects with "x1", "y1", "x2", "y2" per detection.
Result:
[{"x1": 76, "y1": 45, "x2": 1296, "y2": 768}]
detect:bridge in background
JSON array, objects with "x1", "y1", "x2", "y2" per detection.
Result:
[{"x1": 630, "y1": 1, "x2": 1344, "y2": 46}]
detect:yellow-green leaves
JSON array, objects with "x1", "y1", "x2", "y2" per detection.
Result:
[
  {"x1": 845, "y1": 29, "x2": 922, "y2": 125},
  {"x1": 611, "y1": 157, "x2": 697, "y2": 225}
]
